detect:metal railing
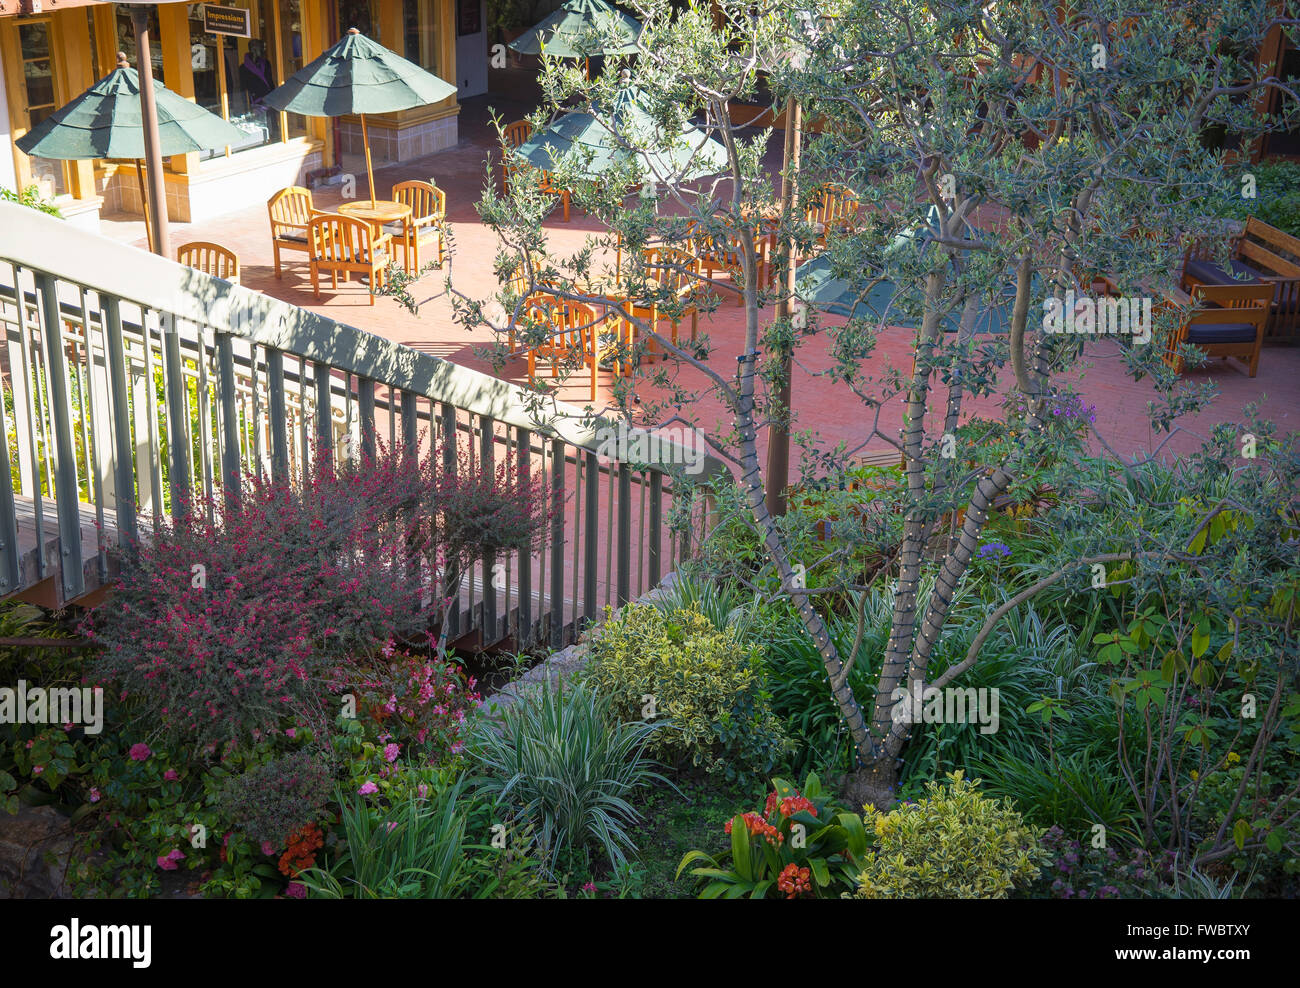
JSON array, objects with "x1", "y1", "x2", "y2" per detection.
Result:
[{"x1": 0, "y1": 202, "x2": 725, "y2": 650}]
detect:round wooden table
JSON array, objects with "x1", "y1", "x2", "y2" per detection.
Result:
[{"x1": 338, "y1": 199, "x2": 413, "y2": 271}]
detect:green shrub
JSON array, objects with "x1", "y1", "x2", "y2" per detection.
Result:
[
  {"x1": 582, "y1": 603, "x2": 789, "y2": 781},
  {"x1": 850, "y1": 772, "x2": 1047, "y2": 899},
  {"x1": 470, "y1": 677, "x2": 665, "y2": 872},
  {"x1": 1218, "y1": 159, "x2": 1300, "y2": 237}
]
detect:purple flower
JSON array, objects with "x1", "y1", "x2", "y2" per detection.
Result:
[
  {"x1": 164, "y1": 769, "x2": 179, "y2": 781},
  {"x1": 978, "y1": 542, "x2": 1011, "y2": 559},
  {"x1": 285, "y1": 882, "x2": 307, "y2": 899},
  {"x1": 358, "y1": 780, "x2": 379, "y2": 795},
  {"x1": 129, "y1": 742, "x2": 152, "y2": 761},
  {"x1": 383, "y1": 743, "x2": 400, "y2": 763}
]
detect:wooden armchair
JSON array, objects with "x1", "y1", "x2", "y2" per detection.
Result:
[
  {"x1": 1181, "y1": 217, "x2": 1300, "y2": 342},
  {"x1": 691, "y1": 217, "x2": 773, "y2": 305},
  {"x1": 389, "y1": 180, "x2": 446, "y2": 273},
  {"x1": 268, "y1": 186, "x2": 325, "y2": 279},
  {"x1": 502, "y1": 118, "x2": 571, "y2": 222},
  {"x1": 622, "y1": 247, "x2": 702, "y2": 367},
  {"x1": 1166, "y1": 283, "x2": 1274, "y2": 378},
  {"x1": 803, "y1": 183, "x2": 861, "y2": 252},
  {"x1": 523, "y1": 295, "x2": 602, "y2": 401},
  {"x1": 177, "y1": 241, "x2": 240, "y2": 285},
  {"x1": 306, "y1": 213, "x2": 393, "y2": 305}
]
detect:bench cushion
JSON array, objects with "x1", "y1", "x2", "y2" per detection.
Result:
[
  {"x1": 1185, "y1": 322, "x2": 1260, "y2": 345},
  {"x1": 1184, "y1": 257, "x2": 1264, "y2": 286},
  {"x1": 274, "y1": 232, "x2": 308, "y2": 244}
]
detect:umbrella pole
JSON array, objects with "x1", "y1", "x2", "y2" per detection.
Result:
[
  {"x1": 135, "y1": 160, "x2": 155, "y2": 254},
  {"x1": 361, "y1": 113, "x2": 376, "y2": 207},
  {"x1": 130, "y1": 7, "x2": 170, "y2": 258}
]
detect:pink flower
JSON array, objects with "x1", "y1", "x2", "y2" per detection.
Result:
[
  {"x1": 358, "y1": 781, "x2": 379, "y2": 795},
  {"x1": 386, "y1": 822, "x2": 398, "y2": 833},
  {"x1": 582, "y1": 882, "x2": 597, "y2": 894},
  {"x1": 261, "y1": 841, "x2": 275, "y2": 856},
  {"x1": 32, "y1": 765, "x2": 43, "y2": 776},
  {"x1": 285, "y1": 882, "x2": 306, "y2": 899},
  {"x1": 417, "y1": 783, "x2": 429, "y2": 800},
  {"x1": 164, "y1": 769, "x2": 179, "y2": 781},
  {"x1": 156, "y1": 848, "x2": 185, "y2": 871},
  {"x1": 129, "y1": 743, "x2": 151, "y2": 761},
  {"x1": 383, "y1": 743, "x2": 400, "y2": 763},
  {"x1": 88, "y1": 787, "x2": 101, "y2": 803},
  {"x1": 285, "y1": 728, "x2": 296, "y2": 739}
]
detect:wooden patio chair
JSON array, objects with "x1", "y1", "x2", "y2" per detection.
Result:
[
  {"x1": 389, "y1": 180, "x2": 446, "y2": 273},
  {"x1": 306, "y1": 213, "x2": 393, "y2": 305},
  {"x1": 803, "y1": 183, "x2": 860, "y2": 252},
  {"x1": 691, "y1": 216, "x2": 773, "y2": 305},
  {"x1": 177, "y1": 241, "x2": 240, "y2": 285},
  {"x1": 1165, "y1": 282, "x2": 1273, "y2": 378},
  {"x1": 502, "y1": 118, "x2": 571, "y2": 222},
  {"x1": 523, "y1": 295, "x2": 602, "y2": 401},
  {"x1": 620, "y1": 247, "x2": 702, "y2": 367},
  {"x1": 268, "y1": 186, "x2": 326, "y2": 279}
]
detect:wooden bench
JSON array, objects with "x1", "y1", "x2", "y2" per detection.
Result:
[{"x1": 1182, "y1": 217, "x2": 1300, "y2": 343}]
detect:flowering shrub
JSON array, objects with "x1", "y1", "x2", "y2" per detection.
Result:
[
  {"x1": 850, "y1": 772, "x2": 1047, "y2": 899},
  {"x1": 582, "y1": 603, "x2": 789, "y2": 781},
  {"x1": 217, "y1": 749, "x2": 332, "y2": 849},
  {"x1": 347, "y1": 647, "x2": 480, "y2": 765},
  {"x1": 677, "y1": 773, "x2": 869, "y2": 898},
  {"x1": 85, "y1": 448, "x2": 432, "y2": 749},
  {"x1": 1029, "y1": 826, "x2": 1176, "y2": 899}
]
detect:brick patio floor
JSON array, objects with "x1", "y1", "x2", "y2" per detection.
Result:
[{"x1": 100, "y1": 78, "x2": 1300, "y2": 485}]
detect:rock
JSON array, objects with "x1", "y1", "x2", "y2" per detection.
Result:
[{"x1": 0, "y1": 803, "x2": 75, "y2": 898}]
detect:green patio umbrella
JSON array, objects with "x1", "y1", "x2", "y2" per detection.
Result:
[
  {"x1": 16, "y1": 52, "x2": 247, "y2": 253},
  {"x1": 795, "y1": 207, "x2": 1023, "y2": 336},
  {"x1": 514, "y1": 81, "x2": 727, "y2": 186},
  {"x1": 509, "y1": 0, "x2": 641, "y2": 68},
  {"x1": 262, "y1": 28, "x2": 456, "y2": 207}
]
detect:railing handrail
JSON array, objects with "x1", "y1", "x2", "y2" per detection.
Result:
[{"x1": 0, "y1": 201, "x2": 726, "y2": 481}]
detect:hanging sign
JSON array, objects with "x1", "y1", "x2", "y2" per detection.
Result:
[{"x1": 203, "y1": 5, "x2": 252, "y2": 38}]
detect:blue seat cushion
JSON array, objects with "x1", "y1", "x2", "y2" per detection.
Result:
[
  {"x1": 1184, "y1": 257, "x2": 1264, "y2": 285},
  {"x1": 1185, "y1": 322, "x2": 1260, "y2": 345}
]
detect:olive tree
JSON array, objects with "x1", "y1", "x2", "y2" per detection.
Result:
[{"x1": 430, "y1": 0, "x2": 1297, "y2": 804}]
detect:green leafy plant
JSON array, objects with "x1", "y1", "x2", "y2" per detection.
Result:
[
  {"x1": 582, "y1": 602, "x2": 789, "y2": 781},
  {"x1": 676, "y1": 772, "x2": 868, "y2": 898},
  {"x1": 850, "y1": 772, "x2": 1047, "y2": 899},
  {"x1": 470, "y1": 677, "x2": 666, "y2": 872}
]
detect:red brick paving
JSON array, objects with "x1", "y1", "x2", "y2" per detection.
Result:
[{"x1": 105, "y1": 84, "x2": 1300, "y2": 486}]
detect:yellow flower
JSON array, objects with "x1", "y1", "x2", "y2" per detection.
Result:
[
  {"x1": 1190, "y1": 770, "x2": 1199, "y2": 781},
  {"x1": 1227, "y1": 751, "x2": 1241, "y2": 764}
]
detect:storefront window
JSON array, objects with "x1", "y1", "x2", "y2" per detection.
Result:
[
  {"x1": 403, "y1": 0, "x2": 439, "y2": 73},
  {"x1": 115, "y1": 7, "x2": 165, "y2": 84},
  {"x1": 18, "y1": 19, "x2": 67, "y2": 196},
  {"x1": 278, "y1": 0, "x2": 309, "y2": 139},
  {"x1": 338, "y1": 0, "x2": 376, "y2": 40},
  {"x1": 188, "y1": 0, "x2": 295, "y2": 158}
]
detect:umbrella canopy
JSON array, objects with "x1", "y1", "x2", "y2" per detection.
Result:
[
  {"x1": 508, "y1": 0, "x2": 641, "y2": 58},
  {"x1": 514, "y1": 84, "x2": 727, "y2": 184},
  {"x1": 795, "y1": 208, "x2": 1020, "y2": 335},
  {"x1": 15, "y1": 62, "x2": 247, "y2": 160},
  {"x1": 261, "y1": 28, "x2": 456, "y2": 117}
]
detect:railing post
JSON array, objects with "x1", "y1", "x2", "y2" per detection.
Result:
[
  {"x1": 550, "y1": 439, "x2": 565, "y2": 649},
  {"x1": 267, "y1": 348, "x2": 289, "y2": 486},
  {"x1": 479, "y1": 415, "x2": 497, "y2": 642},
  {"x1": 617, "y1": 462, "x2": 631, "y2": 605},
  {"x1": 161, "y1": 313, "x2": 190, "y2": 517},
  {"x1": 516, "y1": 427, "x2": 532, "y2": 646},
  {"x1": 583, "y1": 451, "x2": 598, "y2": 625},
  {"x1": 648, "y1": 470, "x2": 662, "y2": 587},
  {"x1": 0, "y1": 378, "x2": 20, "y2": 594},
  {"x1": 315, "y1": 362, "x2": 333, "y2": 469},
  {"x1": 103, "y1": 297, "x2": 138, "y2": 546},
  {"x1": 216, "y1": 332, "x2": 241, "y2": 508},
  {"x1": 441, "y1": 402, "x2": 460, "y2": 640},
  {"x1": 35, "y1": 272, "x2": 84, "y2": 600},
  {"x1": 358, "y1": 375, "x2": 376, "y2": 463}
]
